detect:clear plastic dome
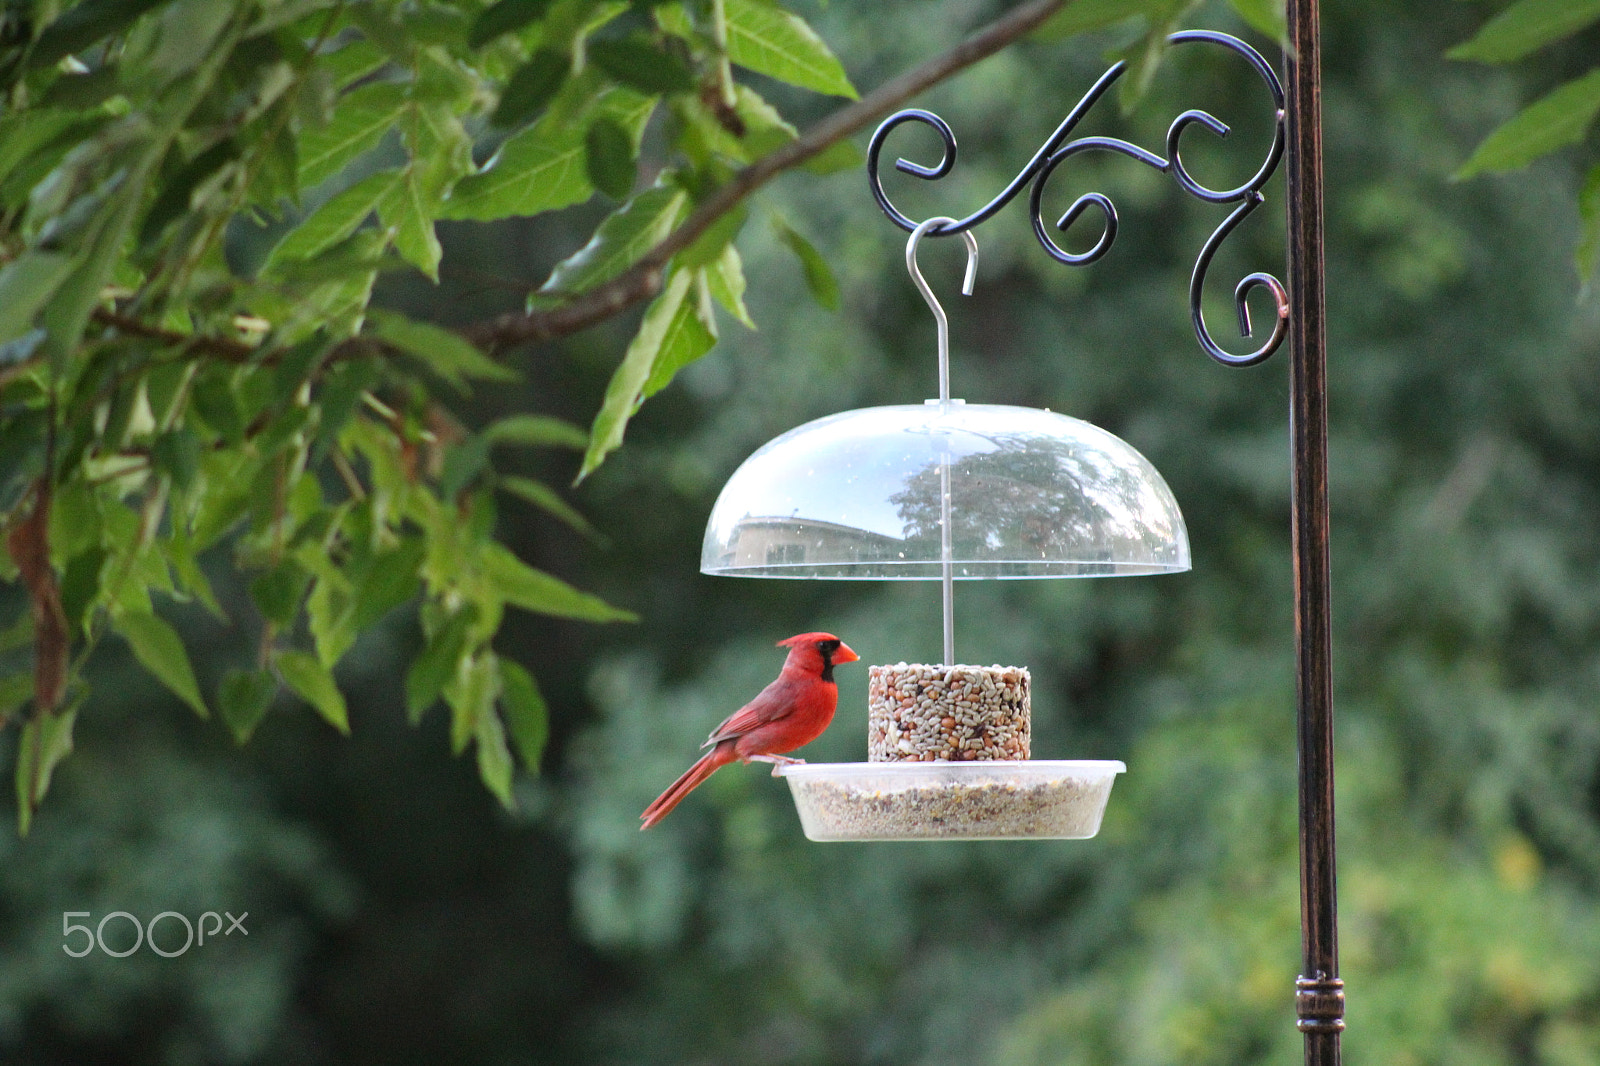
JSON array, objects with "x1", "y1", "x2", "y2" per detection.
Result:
[{"x1": 701, "y1": 400, "x2": 1190, "y2": 579}]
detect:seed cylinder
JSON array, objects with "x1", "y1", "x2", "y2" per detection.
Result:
[{"x1": 867, "y1": 663, "x2": 1030, "y2": 762}]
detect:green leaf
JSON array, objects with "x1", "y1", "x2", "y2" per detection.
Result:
[
  {"x1": 139, "y1": 0, "x2": 235, "y2": 84},
  {"x1": 484, "y1": 414, "x2": 589, "y2": 449},
  {"x1": 398, "y1": 5, "x2": 472, "y2": 47},
  {"x1": 15, "y1": 708, "x2": 76, "y2": 836},
  {"x1": 301, "y1": 539, "x2": 424, "y2": 670},
  {"x1": 0, "y1": 672, "x2": 33, "y2": 719},
  {"x1": 306, "y1": 570, "x2": 354, "y2": 668},
  {"x1": 448, "y1": 651, "x2": 499, "y2": 756},
  {"x1": 443, "y1": 121, "x2": 591, "y2": 220},
  {"x1": 541, "y1": 185, "x2": 687, "y2": 295},
  {"x1": 258, "y1": 128, "x2": 304, "y2": 211},
  {"x1": 266, "y1": 169, "x2": 402, "y2": 269},
  {"x1": 444, "y1": 88, "x2": 656, "y2": 221},
  {"x1": 493, "y1": 49, "x2": 571, "y2": 129},
  {"x1": 50, "y1": 478, "x2": 100, "y2": 561},
  {"x1": 733, "y1": 85, "x2": 801, "y2": 160},
  {"x1": 704, "y1": 242, "x2": 756, "y2": 329},
  {"x1": 585, "y1": 116, "x2": 637, "y2": 199},
  {"x1": 164, "y1": 524, "x2": 223, "y2": 620},
  {"x1": 350, "y1": 540, "x2": 425, "y2": 631},
  {"x1": 1579, "y1": 164, "x2": 1600, "y2": 293},
  {"x1": 191, "y1": 451, "x2": 261, "y2": 550},
  {"x1": 439, "y1": 435, "x2": 493, "y2": 498},
  {"x1": 1448, "y1": 0, "x2": 1600, "y2": 65},
  {"x1": 1031, "y1": 0, "x2": 1153, "y2": 40},
  {"x1": 219, "y1": 669, "x2": 277, "y2": 744},
  {"x1": 577, "y1": 267, "x2": 714, "y2": 480},
  {"x1": 588, "y1": 36, "x2": 696, "y2": 95},
  {"x1": 366, "y1": 308, "x2": 519, "y2": 391},
  {"x1": 470, "y1": 0, "x2": 556, "y2": 48},
  {"x1": 145, "y1": 361, "x2": 190, "y2": 427},
  {"x1": 398, "y1": 98, "x2": 474, "y2": 198},
  {"x1": 722, "y1": 0, "x2": 857, "y2": 99},
  {"x1": 28, "y1": 0, "x2": 172, "y2": 70},
  {"x1": 642, "y1": 270, "x2": 717, "y2": 397},
  {"x1": 277, "y1": 649, "x2": 350, "y2": 734},
  {"x1": 774, "y1": 219, "x2": 839, "y2": 311},
  {"x1": 0, "y1": 252, "x2": 78, "y2": 347},
  {"x1": 250, "y1": 559, "x2": 312, "y2": 630},
  {"x1": 476, "y1": 701, "x2": 517, "y2": 809},
  {"x1": 550, "y1": 0, "x2": 631, "y2": 54},
  {"x1": 59, "y1": 547, "x2": 107, "y2": 634},
  {"x1": 139, "y1": 138, "x2": 240, "y2": 247},
  {"x1": 299, "y1": 81, "x2": 408, "y2": 188},
  {"x1": 323, "y1": 38, "x2": 388, "y2": 89},
  {"x1": 499, "y1": 658, "x2": 549, "y2": 770},
  {"x1": 1226, "y1": 0, "x2": 1287, "y2": 43},
  {"x1": 377, "y1": 168, "x2": 444, "y2": 281},
  {"x1": 1455, "y1": 69, "x2": 1600, "y2": 178},
  {"x1": 115, "y1": 611, "x2": 208, "y2": 718},
  {"x1": 500, "y1": 475, "x2": 603, "y2": 540},
  {"x1": 150, "y1": 427, "x2": 202, "y2": 492},
  {"x1": 0, "y1": 111, "x2": 96, "y2": 198},
  {"x1": 345, "y1": 3, "x2": 418, "y2": 61},
  {"x1": 407, "y1": 609, "x2": 475, "y2": 722},
  {"x1": 312, "y1": 357, "x2": 378, "y2": 458},
  {"x1": 480, "y1": 542, "x2": 636, "y2": 621},
  {"x1": 676, "y1": 203, "x2": 747, "y2": 269},
  {"x1": 190, "y1": 368, "x2": 244, "y2": 442}
]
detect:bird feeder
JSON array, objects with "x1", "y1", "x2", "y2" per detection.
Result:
[
  {"x1": 703, "y1": 31, "x2": 1295, "y2": 844},
  {"x1": 704, "y1": 215, "x2": 1190, "y2": 838}
]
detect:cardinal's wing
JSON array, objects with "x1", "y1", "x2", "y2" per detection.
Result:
[{"x1": 702, "y1": 676, "x2": 801, "y2": 747}]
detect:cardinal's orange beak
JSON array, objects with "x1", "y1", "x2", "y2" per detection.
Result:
[{"x1": 834, "y1": 642, "x2": 860, "y2": 664}]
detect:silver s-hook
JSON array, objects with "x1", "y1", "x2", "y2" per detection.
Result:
[{"x1": 906, "y1": 217, "x2": 978, "y2": 404}]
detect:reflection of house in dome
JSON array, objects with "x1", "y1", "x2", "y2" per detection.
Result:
[{"x1": 716, "y1": 516, "x2": 904, "y2": 572}]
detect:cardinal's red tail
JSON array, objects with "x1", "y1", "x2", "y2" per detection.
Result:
[{"x1": 640, "y1": 743, "x2": 737, "y2": 829}]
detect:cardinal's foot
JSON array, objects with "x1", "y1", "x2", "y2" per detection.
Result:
[{"x1": 748, "y1": 754, "x2": 805, "y2": 776}]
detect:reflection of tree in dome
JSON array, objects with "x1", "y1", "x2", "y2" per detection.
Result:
[{"x1": 889, "y1": 433, "x2": 1178, "y2": 564}]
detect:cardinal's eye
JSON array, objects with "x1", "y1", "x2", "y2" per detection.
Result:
[{"x1": 819, "y1": 639, "x2": 839, "y2": 654}]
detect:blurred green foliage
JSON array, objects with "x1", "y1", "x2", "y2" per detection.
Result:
[{"x1": 4, "y1": 0, "x2": 1600, "y2": 1063}]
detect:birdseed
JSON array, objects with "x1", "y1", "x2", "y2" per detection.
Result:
[
  {"x1": 868, "y1": 663, "x2": 1030, "y2": 762},
  {"x1": 790, "y1": 773, "x2": 1111, "y2": 840}
]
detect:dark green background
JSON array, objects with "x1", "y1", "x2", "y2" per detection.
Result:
[{"x1": 5, "y1": 1, "x2": 1600, "y2": 1063}]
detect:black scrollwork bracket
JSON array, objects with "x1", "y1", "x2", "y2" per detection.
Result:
[{"x1": 867, "y1": 30, "x2": 1288, "y2": 367}]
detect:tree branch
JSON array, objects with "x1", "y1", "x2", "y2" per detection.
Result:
[
  {"x1": 459, "y1": 0, "x2": 1070, "y2": 353},
  {"x1": 90, "y1": 307, "x2": 257, "y2": 362},
  {"x1": 91, "y1": 307, "x2": 395, "y2": 369}
]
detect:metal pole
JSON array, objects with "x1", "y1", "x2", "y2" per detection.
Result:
[{"x1": 1284, "y1": 0, "x2": 1344, "y2": 1059}]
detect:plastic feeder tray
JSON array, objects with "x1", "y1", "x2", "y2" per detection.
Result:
[{"x1": 776, "y1": 760, "x2": 1125, "y2": 841}]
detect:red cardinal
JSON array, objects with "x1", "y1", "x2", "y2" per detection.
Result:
[{"x1": 640, "y1": 632, "x2": 859, "y2": 829}]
